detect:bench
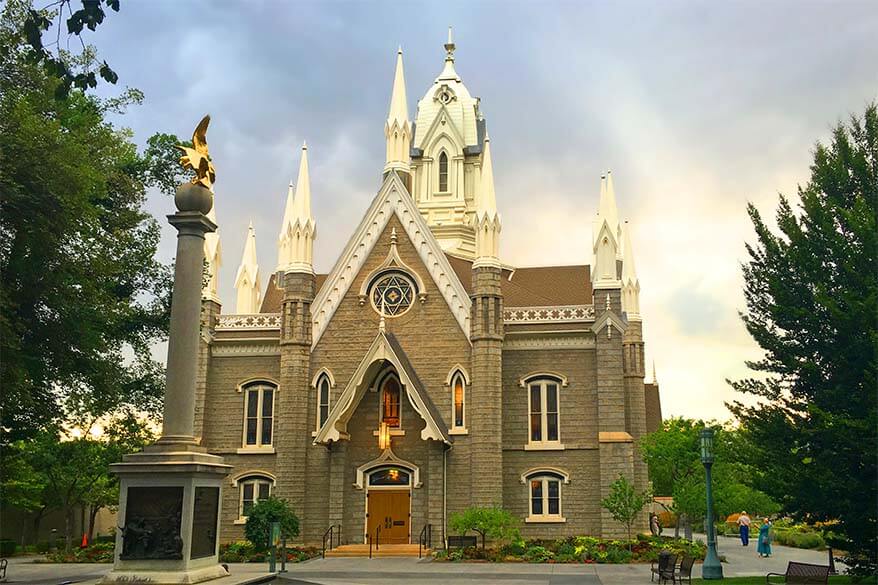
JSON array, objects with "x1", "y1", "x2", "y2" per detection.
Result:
[
  {"x1": 767, "y1": 561, "x2": 831, "y2": 585},
  {"x1": 446, "y1": 535, "x2": 478, "y2": 549}
]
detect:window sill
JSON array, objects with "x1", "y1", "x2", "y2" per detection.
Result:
[
  {"x1": 524, "y1": 443, "x2": 565, "y2": 451},
  {"x1": 233, "y1": 518, "x2": 248, "y2": 525},
  {"x1": 449, "y1": 427, "x2": 469, "y2": 436},
  {"x1": 236, "y1": 447, "x2": 275, "y2": 455},
  {"x1": 525, "y1": 516, "x2": 566, "y2": 524}
]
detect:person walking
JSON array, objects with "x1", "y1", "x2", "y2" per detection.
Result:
[
  {"x1": 757, "y1": 517, "x2": 772, "y2": 557},
  {"x1": 737, "y1": 511, "x2": 751, "y2": 546}
]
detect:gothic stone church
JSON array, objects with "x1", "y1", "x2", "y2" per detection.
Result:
[{"x1": 195, "y1": 35, "x2": 662, "y2": 547}]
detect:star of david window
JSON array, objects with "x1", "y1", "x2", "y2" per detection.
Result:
[{"x1": 370, "y1": 272, "x2": 416, "y2": 317}]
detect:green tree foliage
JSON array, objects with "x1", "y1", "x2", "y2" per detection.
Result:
[
  {"x1": 0, "y1": 415, "x2": 155, "y2": 551},
  {"x1": 20, "y1": 0, "x2": 121, "y2": 99},
  {"x1": 0, "y1": 1, "x2": 180, "y2": 441},
  {"x1": 448, "y1": 506, "x2": 521, "y2": 549},
  {"x1": 244, "y1": 497, "x2": 301, "y2": 551},
  {"x1": 640, "y1": 419, "x2": 779, "y2": 526},
  {"x1": 600, "y1": 475, "x2": 651, "y2": 547},
  {"x1": 729, "y1": 103, "x2": 878, "y2": 573}
]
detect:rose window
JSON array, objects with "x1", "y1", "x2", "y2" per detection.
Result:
[{"x1": 370, "y1": 272, "x2": 416, "y2": 316}]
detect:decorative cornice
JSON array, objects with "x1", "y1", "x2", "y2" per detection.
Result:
[
  {"x1": 503, "y1": 336, "x2": 594, "y2": 351},
  {"x1": 211, "y1": 344, "x2": 280, "y2": 357},
  {"x1": 216, "y1": 313, "x2": 280, "y2": 330},
  {"x1": 504, "y1": 305, "x2": 595, "y2": 324}
]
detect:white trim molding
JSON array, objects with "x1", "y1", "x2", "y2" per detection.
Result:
[
  {"x1": 212, "y1": 344, "x2": 280, "y2": 357},
  {"x1": 354, "y1": 448, "x2": 422, "y2": 489},
  {"x1": 217, "y1": 313, "x2": 281, "y2": 330},
  {"x1": 310, "y1": 172, "x2": 471, "y2": 348},
  {"x1": 519, "y1": 371, "x2": 569, "y2": 388},
  {"x1": 504, "y1": 305, "x2": 595, "y2": 324},
  {"x1": 503, "y1": 336, "x2": 594, "y2": 351},
  {"x1": 230, "y1": 470, "x2": 278, "y2": 488}
]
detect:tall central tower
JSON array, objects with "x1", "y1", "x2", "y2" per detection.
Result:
[{"x1": 409, "y1": 28, "x2": 486, "y2": 259}]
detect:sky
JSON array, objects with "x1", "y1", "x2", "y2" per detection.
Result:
[{"x1": 86, "y1": 0, "x2": 877, "y2": 421}]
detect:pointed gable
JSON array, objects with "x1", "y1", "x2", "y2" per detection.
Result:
[
  {"x1": 313, "y1": 330, "x2": 451, "y2": 445},
  {"x1": 310, "y1": 171, "x2": 471, "y2": 348}
]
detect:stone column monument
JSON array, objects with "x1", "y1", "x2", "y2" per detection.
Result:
[{"x1": 102, "y1": 116, "x2": 232, "y2": 584}]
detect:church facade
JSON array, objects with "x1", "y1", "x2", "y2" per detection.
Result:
[{"x1": 194, "y1": 34, "x2": 660, "y2": 547}]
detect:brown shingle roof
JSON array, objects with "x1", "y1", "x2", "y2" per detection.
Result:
[
  {"x1": 446, "y1": 254, "x2": 592, "y2": 307},
  {"x1": 259, "y1": 273, "x2": 328, "y2": 314},
  {"x1": 259, "y1": 255, "x2": 592, "y2": 314},
  {"x1": 644, "y1": 383, "x2": 663, "y2": 435}
]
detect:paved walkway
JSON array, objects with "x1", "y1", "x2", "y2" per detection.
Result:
[
  {"x1": 0, "y1": 556, "x2": 273, "y2": 585},
  {"x1": 1, "y1": 537, "x2": 838, "y2": 585}
]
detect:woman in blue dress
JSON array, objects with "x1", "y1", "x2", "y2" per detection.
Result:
[{"x1": 757, "y1": 517, "x2": 772, "y2": 557}]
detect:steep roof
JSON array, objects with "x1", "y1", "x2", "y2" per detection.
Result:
[
  {"x1": 644, "y1": 383, "x2": 663, "y2": 435},
  {"x1": 259, "y1": 255, "x2": 592, "y2": 313}
]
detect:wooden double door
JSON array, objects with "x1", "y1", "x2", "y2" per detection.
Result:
[{"x1": 366, "y1": 490, "x2": 410, "y2": 544}]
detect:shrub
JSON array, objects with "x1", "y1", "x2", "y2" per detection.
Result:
[
  {"x1": 449, "y1": 506, "x2": 520, "y2": 548},
  {"x1": 244, "y1": 497, "x2": 300, "y2": 551},
  {"x1": 524, "y1": 545, "x2": 554, "y2": 562},
  {"x1": 35, "y1": 541, "x2": 52, "y2": 553},
  {"x1": 0, "y1": 539, "x2": 16, "y2": 556},
  {"x1": 773, "y1": 529, "x2": 825, "y2": 550}
]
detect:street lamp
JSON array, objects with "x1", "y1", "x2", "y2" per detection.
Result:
[{"x1": 700, "y1": 427, "x2": 723, "y2": 579}]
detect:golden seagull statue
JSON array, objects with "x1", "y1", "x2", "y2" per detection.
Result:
[{"x1": 176, "y1": 115, "x2": 216, "y2": 190}]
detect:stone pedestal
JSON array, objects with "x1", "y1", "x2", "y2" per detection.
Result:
[{"x1": 102, "y1": 444, "x2": 232, "y2": 584}]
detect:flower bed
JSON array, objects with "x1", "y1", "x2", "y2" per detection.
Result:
[
  {"x1": 218, "y1": 540, "x2": 319, "y2": 563},
  {"x1": 433, "y1": 535, "x2": 706, "y2": 563},
  {"x1": 44, "y1": 542, "x2": 115, "y2": 563}
]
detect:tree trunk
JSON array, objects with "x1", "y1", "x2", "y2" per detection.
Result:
[
  {"x1": 674, "y1": 514, "x2": 680, "y2": 539},
  {"x1": 64, "y1": 506, "x2": 73, "y2": 553},
  {"x1": 88, "y1": 505, "x2": 100, "y2": 542},
  {"x1": 33, "y1": 507, "x2": 46, "y2": 546}
]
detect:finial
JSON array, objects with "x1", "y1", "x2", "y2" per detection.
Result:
[
  {"x1": 302, "y1": 140, "x2": 307, "y2": 150},
  {"x1": 444, "y1": 26, "x2": 456, "y2": 60},
  {"x1": 397, "y1": 45, "x2": 402, "y2": 54},
  {"x1": 606, "y1": 293, "x2": 611, "y2": 311},
  {"x1": 652, "y1": 361, "x2": 658, "y2": 384},
  {"x1": 390, "y1": 227, "x2": 398, "y2": 246}
]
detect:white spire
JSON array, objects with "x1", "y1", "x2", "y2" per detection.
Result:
[
  {"x1": 473, "y1": 133, "x2": 501, "y2": 267},
  {"x1": 277, "y1": 143, "x2": 316, "y2": 274},
  {"x1": 437, "y1": 26, "x2": 461, "y2": 82},
  {"x1": 235, "y1": 221, "x2": 262, "y2": 314},
  {"x1": 385, "y1": 48, "x2": 411, "y2": 174},
  {"x1": 202, "y1": 199, "x2": 222, "y2": 303},
  {"x1": 591, "y1": 173, "x2": 621, "y2": 289},
  {"x1": 652, "y1": 361, "x2": 658, "y2": 384},
  {"x1": 621, "y1": 220, "x2": 641, "y2": 320}
]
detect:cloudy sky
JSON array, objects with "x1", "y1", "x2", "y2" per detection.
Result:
[{"x1": 90, "y1": 0, "x2": 876, "y2": 421}]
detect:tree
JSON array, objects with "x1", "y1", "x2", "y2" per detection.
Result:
[
  {"x1": 448, "y1": 506, "x2": 520, "y2": 550},
  {"x1": 640, "y1": 418, "x2": 779, "y2": 537},
  {"x1": 1, "y1": 1, "x2": 178, "y2": 441},
  {"x1": 0, "y1": 415, "x2": 154, "y2": 551},
  {"x1": 601, "y1": 475, "x2": 651, "y2": 548},
  {"x1": 244, "y1": 497, "x2": 300, "y2": 551},
  {"x1": 729, "y1": 103, "x2": 877, "y2": 573}
]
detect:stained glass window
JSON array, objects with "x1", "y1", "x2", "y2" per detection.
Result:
[
  {"x1": 371, "y1": 272, "x2": 415, "y2": 317},
  {"x1": 369, "y1": 467, "x2": 410, "y2": 486},
  {"x1": 382, "y1": 376, "x2": 401, "y2": 427}
]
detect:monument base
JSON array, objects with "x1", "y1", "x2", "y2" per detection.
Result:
[{"x1": 102, "y1": 442, "x2": 232, "y2": 585}]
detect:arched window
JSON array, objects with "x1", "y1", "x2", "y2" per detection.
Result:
[
  {"x1": 524, "y1": 470, "x2": 567, "y2": 522},
  {"x1": 438, "y1": 152, "x2": 449, "y2": 192},
  {"x1": 451, "y1": 371, "x2": 465, "y2": 430},
  {"x1": 381, "y1": 374, "x2": 401, "y2": 428},
  {"x1": 238, "y1": 475, "x2": 273, "y2": 519},
  {"x1": 316, "y1": 374, "x2": 331, "y2": 430},
  {"x1": 527, "y1": 378, "x2": 561, "y2": 447},
  {"x1": 242, "y1": 381, "x2": 275, "y2": 448}
]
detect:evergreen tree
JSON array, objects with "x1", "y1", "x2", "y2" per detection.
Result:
[{"x1": 729, "y1": 103, "x2": 877, "y2": 572}]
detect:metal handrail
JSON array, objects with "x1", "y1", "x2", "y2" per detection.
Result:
[
  {"x1": 321, "y1": 525, "x2": 334, "y2": 558},
  {"x1": 375, "y1": 524, "x2": 381, "y2": 551},
  {"x1": 368, "y1": 533, "x2": 372, "y2": 559},
  {"x1": 418, "y1": 523, "x2": 432, "y2": 558}
]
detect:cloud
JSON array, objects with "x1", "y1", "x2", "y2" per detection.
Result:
[{"x1": 92, "y1": 0, "x2": 878, "y2": 421}]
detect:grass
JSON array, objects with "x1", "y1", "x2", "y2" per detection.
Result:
[{"x1": 692, "y1": 577, "x2": 877, "y2": 585}]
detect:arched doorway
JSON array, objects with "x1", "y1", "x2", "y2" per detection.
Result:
[{"x1": 365, "y1": 466, "x2": 411, "y2": 544}]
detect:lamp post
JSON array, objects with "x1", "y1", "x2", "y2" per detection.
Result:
[{"x1": 700, "y1": 427, "x2": 723, "y2": 579}]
